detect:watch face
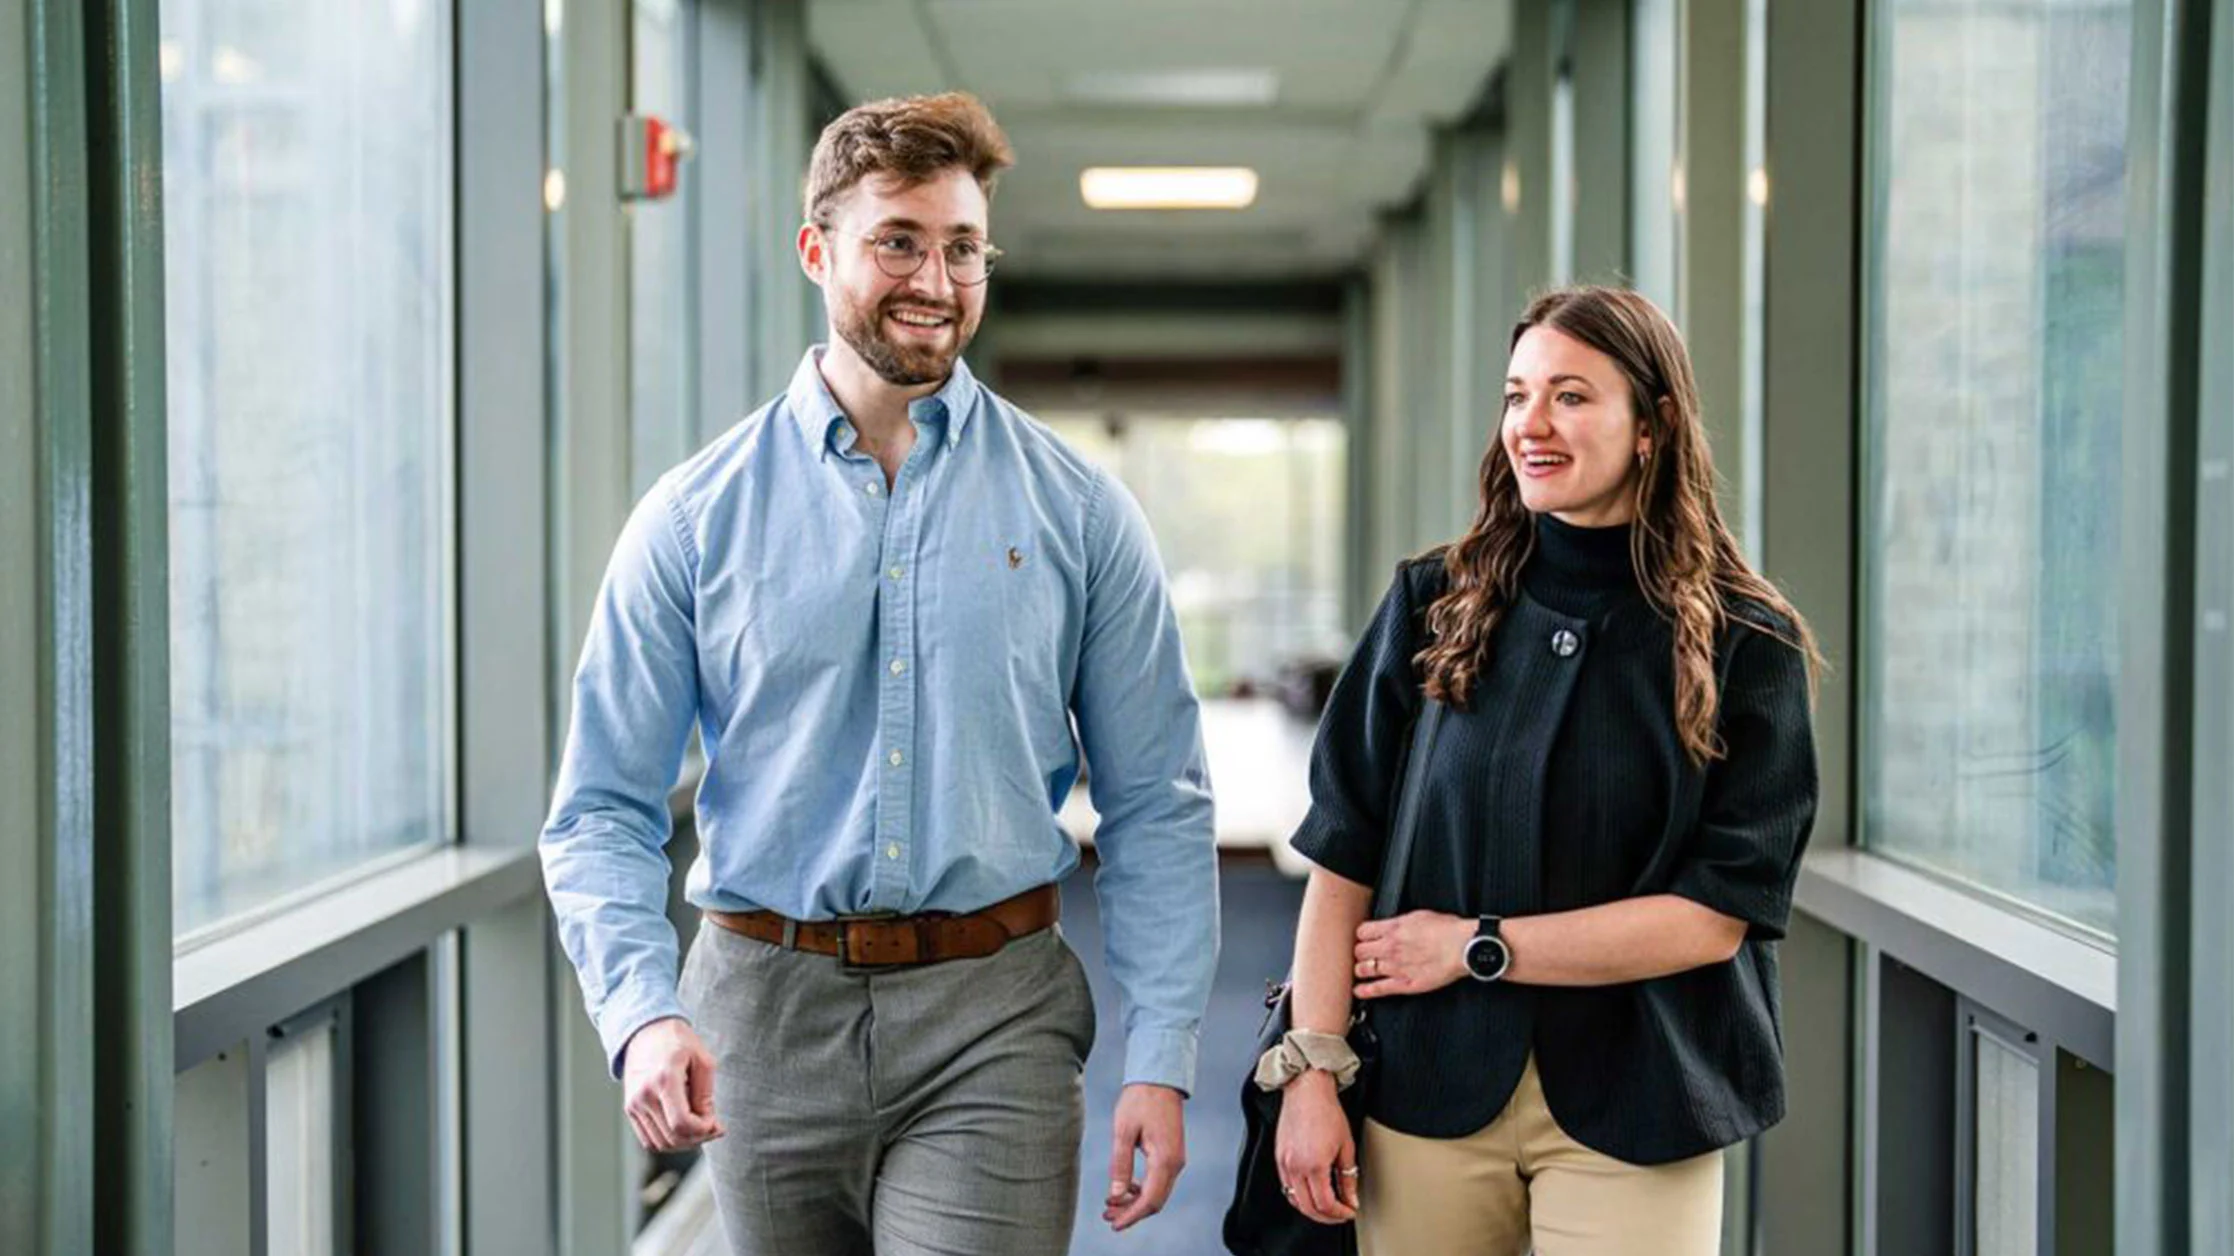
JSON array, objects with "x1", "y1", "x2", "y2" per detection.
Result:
[{"x1": 1466, "y1": 935, "x2": 1508, "y2": 981}]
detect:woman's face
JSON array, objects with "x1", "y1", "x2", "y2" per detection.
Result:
[{"x1": 1501, "y1": 325, "x2": 1649, "y2": 527}]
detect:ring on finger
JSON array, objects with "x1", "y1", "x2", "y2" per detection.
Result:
[
  {"x1": 1339, "y1": 1166, "x2": 1361, "y2": 1177},
  {"x1": 1366, "y1": 957, "x2": 1380, "y2": 975}
]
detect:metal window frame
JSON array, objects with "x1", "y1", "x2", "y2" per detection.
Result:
[
  {"x1": 550, "y1": 0, "x2": 642, "y2": 1249},
  {"x1": 3, "y1": 2, "x2": 176, "y2": 1253},
  {"x1": 1750, "y1": 0, "x2": 1864, "y2": 1251},
  {"x1": 7, "y1": 0, "x2": 781, "y2": 1251},
  {"x1": 2118, "y1": 0, "x2": 2215, "y2": 1245},
  {"x1": 174, "y1": 0, "x2": 561, "y2": 1247},
  {"x1": 1798, "y1": 850, "x2": 2115, "y2": 1072},
  {"x1": 2188, "y1": 0, "x2": 2234, "y2": 1249},
  {"x1": 1778, "y1": 0, "x2": 2220, "y2": 1249},
  {"x1": 3, "y1": 5, "x2": 103, "y2": 1251}
]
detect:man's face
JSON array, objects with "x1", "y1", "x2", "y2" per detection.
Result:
[{"x1": 804, "y1": 168, "x2": 992, "y2": 386}]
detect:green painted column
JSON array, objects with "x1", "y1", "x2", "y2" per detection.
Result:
[
  {"x1": 1568, "y1": 0, "x2": 1632, "y2": 286},
  {"x1": 1507, "y1": 0, "x2": 1555, "y2": 303},
  {"x1": 1678, "y1": 0, "x2": 1749, "y2": 538},
  {"x1": 0, "y1": 4, "x2": 95, "y2": 1251},
  {"x1": 83, "y1": 1, "x2": 175, "y2": 1251},
  {"x1": 3, "y1": 1, "x2": 173, "y2": 1252}
]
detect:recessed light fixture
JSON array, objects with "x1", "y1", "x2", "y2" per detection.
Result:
[
  {"x1": 1064, "y1": 69, "x2": 1279, "y2": 108},
  {"x1": 1080, "y1": 167, "x2": 1260, "y2": 211}
]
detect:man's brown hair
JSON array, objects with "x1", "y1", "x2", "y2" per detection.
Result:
[{"x1": 803, "y1": 92, "x2": 1015, "y2": 226}]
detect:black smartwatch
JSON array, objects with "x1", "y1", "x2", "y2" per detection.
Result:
[{"x1": 1462, "y1": 916, "x2": 1511, "y2": 983}]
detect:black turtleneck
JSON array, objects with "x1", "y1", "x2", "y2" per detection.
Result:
[{"x1": 1523, "y1": 513, "x2": 1644, "y2": 622}]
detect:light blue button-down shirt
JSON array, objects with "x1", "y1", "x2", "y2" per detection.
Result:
[{"x1": 541, "y1": 349, "x2": 1218, "y2": 1093}]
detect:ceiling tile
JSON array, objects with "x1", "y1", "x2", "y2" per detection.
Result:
[{"x1": 807, "y1": 0, "x2": 1508, "y2": 281}]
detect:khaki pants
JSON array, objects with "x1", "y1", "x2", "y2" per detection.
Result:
[{"x1": 1358, "y1": 1056, "x2": 1725, "y2": 1256}]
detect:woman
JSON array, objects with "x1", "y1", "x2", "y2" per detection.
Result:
[{"x1": 1265, "y1": 285, "x2": 1819, "y2": 1255}]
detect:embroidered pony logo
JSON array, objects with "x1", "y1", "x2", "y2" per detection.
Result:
[{"x1": 1007, "y1": 547, "x2": 1025, "y2": 570}]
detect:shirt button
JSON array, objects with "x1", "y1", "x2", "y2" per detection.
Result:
[
  {"x1": 888, "y1": 565, "x2": 904, "y2": 580},
  {"x1": 889, "y1": 658, "x2": 906, "y2": 676},
  {"x1": 886, "y1": 843, "x2": 901, "y2": 860},
  {"x1": 889, "y1": 749, "x2": 905, "y2": 767},
  {"x1": 865, "y1": 481, "x2": 882, "y2": 496},
  {"x1": 1551, "y1": 629, "x2": 1581, "y2": 658}
]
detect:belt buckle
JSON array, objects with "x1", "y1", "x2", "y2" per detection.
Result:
[{"x1": 834, "y1": 910, "x2": 901, "y2": 968}]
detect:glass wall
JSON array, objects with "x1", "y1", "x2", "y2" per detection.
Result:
[
  {"x1": 1862, "y1": 0, "x2": 2132, "y2": 938},
  {"x1": 1629, "y1": 0, "x2": 1681, "y2": 316},
  {"x1": 159, "y1": 0, "x2": 456, "y2": 937},
  {"x1": 629, "y1": 0, "x2": 702, "y2": 493}
]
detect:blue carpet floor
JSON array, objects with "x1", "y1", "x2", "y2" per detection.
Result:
[{"x1": 1062, "y1": 857, "x2": 1304, "y2": 1256}]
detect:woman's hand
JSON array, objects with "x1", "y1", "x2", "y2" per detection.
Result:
[
  {"x1": 1353, "y1": 911, "x2": 1475, "y2": 999},
  {"x1": 1274, "y1": 1070, "x2": 1359, "y2": 1224}
]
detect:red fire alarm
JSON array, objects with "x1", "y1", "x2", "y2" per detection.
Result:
[{"x1": 619, "y1": 113, "x2": 694, "y2": 201}]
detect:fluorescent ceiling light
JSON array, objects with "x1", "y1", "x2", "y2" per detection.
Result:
[
  {"x1": 1080, "y1": 167, "x2": 1260, "y2": 210},
  {"x1": 1064, "y1": 69, "x2": 1279, "y2": 108}
]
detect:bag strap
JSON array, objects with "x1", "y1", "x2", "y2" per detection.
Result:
[{"x1": 1369, "y1": 697, "x2": 1444, "y2": 921}]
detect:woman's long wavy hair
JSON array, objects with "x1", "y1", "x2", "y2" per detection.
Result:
[{"x1": 1416, "y1": 285, "x2": 1819, "y2": 766}]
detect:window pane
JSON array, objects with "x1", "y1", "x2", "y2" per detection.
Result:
[
  {"x1": 1045, "y1": 416, "x2": 1346, "y2": 850},
  {"x1": 630, "y1": 0, "x2": 701, "y2": 494},
  {"x1": 1863, "y1": 0, "x2": 2129, "y2": 936},
  {"x1": 1549, "y1": 64, "x2": 1575, "y2": 286},
  {"x1": 1628, "y1": 0, "x2": 1681, "y2": 315},
  {"x1": 160, "y1": 0, "x2": 455, "y2": 937},
  {"x1": 1043, "y1": 416, "x2": 1350, "y2": 696}
]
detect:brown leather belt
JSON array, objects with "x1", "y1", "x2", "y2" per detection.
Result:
[{"x1": 703, "y1": 884, "x2": 1059, "y2": 968}]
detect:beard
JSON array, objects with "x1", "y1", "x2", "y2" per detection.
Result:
[{"x1": 831, "y1": 291, "x2": 975, "y2": 387}]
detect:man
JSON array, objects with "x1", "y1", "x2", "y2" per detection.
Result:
[{"x1": 539, "y1": 92, "x2": 1218, "y2": 1255}]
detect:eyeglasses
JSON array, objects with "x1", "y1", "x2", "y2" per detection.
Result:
[{"x1": 836, "y1": 228, "x2": 1003, "y2": 286}]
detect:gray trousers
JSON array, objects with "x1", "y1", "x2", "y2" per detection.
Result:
[{"x1": 678, "y1": 915, "x2": 1097, "y2": 1256}]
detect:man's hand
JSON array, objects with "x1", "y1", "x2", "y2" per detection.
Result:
[
  {"x1": 621, "y1": 1016, "x2": 726, "y2": 1152},
  {"x1": 1102, "y1": 1082, "x2": 1187, "y2": 1231}
]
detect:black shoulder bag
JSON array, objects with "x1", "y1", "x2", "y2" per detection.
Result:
[{"x1": 1221, "y1": 696, "x2": 1447, "y2": 1256}]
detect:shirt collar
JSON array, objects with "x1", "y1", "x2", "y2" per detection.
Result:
[{"x1": 785, "y1": 346, "x2": 982, "y2": 460}]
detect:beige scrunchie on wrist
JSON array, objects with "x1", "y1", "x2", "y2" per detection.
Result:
[{"x1": 1252, "y1": 1029, "x2": 1362, "y2": 1092}]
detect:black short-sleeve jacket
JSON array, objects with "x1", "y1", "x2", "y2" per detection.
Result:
[{"x1": 1289, "y1": 556, "x2": 1819, "y2": 1165}]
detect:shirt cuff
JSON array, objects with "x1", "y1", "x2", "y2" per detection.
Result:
[
  {"x1": 595, "y1": 983, "x2": 692, "y2": 1081},
  {"x1": 1123, "y1": 1024, "x2": 1201, "y2": 1097}
]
